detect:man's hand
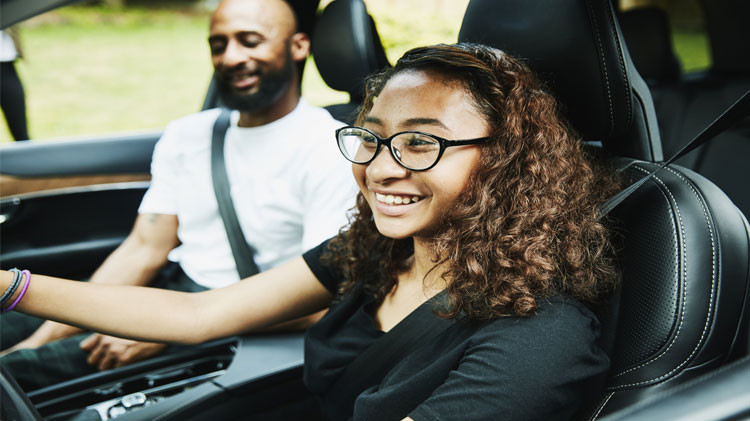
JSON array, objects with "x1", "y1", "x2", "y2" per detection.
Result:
[{"x1": 80, "y1": 334, "x2": 167, "y2": 371}]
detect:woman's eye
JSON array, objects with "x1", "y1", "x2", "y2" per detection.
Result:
[
  {"x1": 405, "y1": 136, "x2": 438, "y2": 149},
  {"x1": 361, "y1": 136, "x2": 378, "y2": 148},
  {"x1": 407, "y1": 137, "x2": 430, "y2": 146}
]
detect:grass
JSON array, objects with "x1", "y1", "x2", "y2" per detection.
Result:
[
  {"x1": 673, "y1": 29, "x2": 712, "y2": 72},
  {"x1": 2, "y1": 6, "x2": 215, "y2": 142},
  {"x1": 0, "y1": 2, "x2": 710, "y2": 143}
]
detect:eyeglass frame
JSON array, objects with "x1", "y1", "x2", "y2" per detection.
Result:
[{"x1": 335, "y1": 126, "x2": 490, "y2": 171}]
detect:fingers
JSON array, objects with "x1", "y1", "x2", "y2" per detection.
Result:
[
  {"x1": 98, "y1": 350, "x2": 119, "y2": 371},
  {"x1": 115, "y1": 342, "x2": 167, "y2": 368},
  {"x1": 82, "y1": 336, "x2": 166, "y2": 371},
  {"x1": 79, "y1": 333, "x2": 100, "y2": 351},
  {"x1": 84, "y1": 336, "x2": 108, "y2": 369}
]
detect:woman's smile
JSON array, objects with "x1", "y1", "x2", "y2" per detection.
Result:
[
  {"x1": 370, "y1": 190, "x2": 425, "y2": 217},
  {"x1": 374, "y1": 192, "x2": 423, "y2": 206}
]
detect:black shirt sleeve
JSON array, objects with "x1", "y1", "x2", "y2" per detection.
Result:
[{"x1": 302, "y1": 237, "x2": 341, "y2": 294}]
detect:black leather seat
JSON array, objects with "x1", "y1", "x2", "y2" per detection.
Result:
[
  {"x1": 311, "y1": 0, "x2": 390, "y2": 124},
  {"x1": 599, "y1": 354, "x2": 750, "y2": 420},
  {"x1": 459, "y1": 1, "x2": 750, "y2": 419}
]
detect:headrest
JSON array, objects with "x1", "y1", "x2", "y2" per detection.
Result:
[
  {"x1": 312, "y1": 0, "x2": 390, "y2": 102},
  {"x1": 618, "y1": 7, "x2": 682, "y2": 84},
  {"x1": 702, "y1": 0, "x2": 750, "y2": 76},
  {"x1": 458, "y1": 0, "x2": 663, "y2": 161}
]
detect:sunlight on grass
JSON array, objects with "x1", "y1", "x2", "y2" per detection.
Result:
[{"x1": 673, "y1": 30, "x2": 712, "y2": 72}]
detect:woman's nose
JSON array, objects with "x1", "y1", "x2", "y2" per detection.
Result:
[{"x1": 366, "y1": 146, "x2": 409, "y2": 182}]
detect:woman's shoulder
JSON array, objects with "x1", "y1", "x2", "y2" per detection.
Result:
[{"x1": 470, "y1": 296, "x2": 602, "y2": 350}]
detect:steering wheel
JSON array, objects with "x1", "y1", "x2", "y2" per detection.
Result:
[{"x1": 0, "y1": 363, "x2": 42, "y2": 421}]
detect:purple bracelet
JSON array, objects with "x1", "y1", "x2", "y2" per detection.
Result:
[{"x1": 2, "y1": 270, "x2": 31, "y2": 313}]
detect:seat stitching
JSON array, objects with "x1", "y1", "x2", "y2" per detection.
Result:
[
  {"x1": 585, "y1": 0, "x2": 615, "y2": 137},
  {"x1": 609, "y1": 166, "x2": 717, "y2": 389},
  {"x1": 591, "y1": 391, "x2": 615, "y2": 420},
  {"x1": 603, "y1": 1, "x2": 632, "y2": 124},
  {"x1": 611, "y1": 166, "x2": 684, "y2": 380}
]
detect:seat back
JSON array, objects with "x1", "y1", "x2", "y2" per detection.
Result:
[
  {"x1": 311, "y1": 0, "x2": 390, "y2": 124},
  {"x1": 458, "y1": 1, "x2": 750, "y2": 418}
]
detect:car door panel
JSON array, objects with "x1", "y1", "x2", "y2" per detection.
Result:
[{"x1": 0, "y1": 134, "x2": 158, "y2": 279}]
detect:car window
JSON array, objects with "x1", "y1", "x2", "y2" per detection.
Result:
[
  {"x1": 1, "y1": 5, "x2": 213, "y2": 143},
  {"x1": 1, "y1": 1, "x2": 471, "y2": 143},
  {"x1": 620, "y1": 0, "x2": 711, "y2": 72}
]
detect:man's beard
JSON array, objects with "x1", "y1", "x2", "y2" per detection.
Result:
[{"x1": 216, "y1": 47, "x2": 294, "y2": 112}]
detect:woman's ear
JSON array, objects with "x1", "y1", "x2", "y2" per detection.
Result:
[{"x1": 290, "y1": 32, "x2": 311, "y2": 62}]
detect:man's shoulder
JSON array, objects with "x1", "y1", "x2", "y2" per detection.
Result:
[
  {"x1": 166, "y1": 108, "x2": 224, "y2": 132},
  {"x1": 156, "y1": 108, "x2": 224, "y2": 150},
  {"x1": 295, "y1": 100, "x2": 345, "y2": 132}
]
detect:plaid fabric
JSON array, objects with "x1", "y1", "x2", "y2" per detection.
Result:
[
  {"x1": 0, "y1": 263, "x2": 207, "y2": 392},
  {"x1": 2, "y1": 333, "x2": 95, "y2": 391}
]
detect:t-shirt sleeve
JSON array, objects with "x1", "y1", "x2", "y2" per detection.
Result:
[
  {"x1": 302, "y1": 238, "x2": 343, "y2": 294},
  {"x1": 408, "y1": 302, "x2": 609, "y2": 421},
  {"x1": 138, "y1": 122, "x2": 181, "y2": 215}
]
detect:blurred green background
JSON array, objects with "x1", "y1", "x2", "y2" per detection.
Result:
[{"x1": 0, "y1": 0, "x2": 711, "y2": 143}]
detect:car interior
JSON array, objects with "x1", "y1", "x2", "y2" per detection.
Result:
[{"x1": 0, "y1": 0, "x2": 748, "y2": 420}]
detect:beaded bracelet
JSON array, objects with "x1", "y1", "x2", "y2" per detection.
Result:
[
  {"x1": 0, "y1": 268, "x2": 23, "y2": 307},
  {"x1": 2, "y1": 270, "x2": 31, "y2": 313}
]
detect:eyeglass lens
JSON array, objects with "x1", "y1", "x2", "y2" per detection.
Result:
[{"x1": 338, "y1": 128, "x2": 441, "y2": 170}]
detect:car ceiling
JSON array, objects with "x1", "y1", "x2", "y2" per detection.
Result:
[{"x1": 1, "y1": 0, "x2": 84, "y2": 29}]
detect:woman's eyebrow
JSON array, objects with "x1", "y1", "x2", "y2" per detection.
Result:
[
  {"x1": 364, "y1": 116, "x2": 449, "y2": 130},
  {"x1": 402, "y1": 117, "x2": 448, "y2": 130},
  {"x1": 363, "y1": 116, "x2": 383, "y2": 126}
]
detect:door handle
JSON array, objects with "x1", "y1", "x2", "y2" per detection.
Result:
[{"x1": 0, "y1": 197, "x2": 21, "y2": 224}]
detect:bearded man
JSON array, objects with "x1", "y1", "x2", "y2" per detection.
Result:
[{"x1": 0, "y1": 0, "x2": 356, "y2": 391}]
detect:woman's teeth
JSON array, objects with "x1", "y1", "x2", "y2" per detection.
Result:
[{"x1": 375, "y1": 193, "x2": 422, "y2": 205}]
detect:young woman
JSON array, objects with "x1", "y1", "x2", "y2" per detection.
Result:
[{"x1": 1, "y1": 43, "x2": 620, "y2": 420}]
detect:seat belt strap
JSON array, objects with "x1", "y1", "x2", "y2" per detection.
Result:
[
  {"x1": 211, "y1": 108, "x2": 260, "y2": 279},
  {"x1": 600, "y1": 90, "x2": 750, "y2": 216}
]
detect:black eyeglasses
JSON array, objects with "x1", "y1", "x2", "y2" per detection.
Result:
[{"x1": 336, "y1": 126, "x2": 489, "y2": 171}]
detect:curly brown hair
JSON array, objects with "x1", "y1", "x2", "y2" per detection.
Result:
[{"x1": 325, "y1": 43, "x2": 621, "y2": 320}]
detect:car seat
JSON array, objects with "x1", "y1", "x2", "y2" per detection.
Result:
[
  {"x1": 618, "y1": 3, "x2": 750, "y2": 221},
  {"x1": 458, "y1": 0, "x2": 750, "y2": 419},
  {"x1": 311, "y1": 0, "x2": 391, "y2": 124}
]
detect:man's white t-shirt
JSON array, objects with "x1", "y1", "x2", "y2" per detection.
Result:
[
  {"x1": 0, "y1": 30, "x2": 19, "y2": 62},
  {"x1": 139, "y1": 99, "x2": 357, "y2": 289}
]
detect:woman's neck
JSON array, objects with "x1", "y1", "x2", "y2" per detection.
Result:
[
  {"x1": 373, "y1": 237, "x2": 447, "y2": 332},
  {"x1": 403, "y1": 237, "x2": 448, "y2": 294}
]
